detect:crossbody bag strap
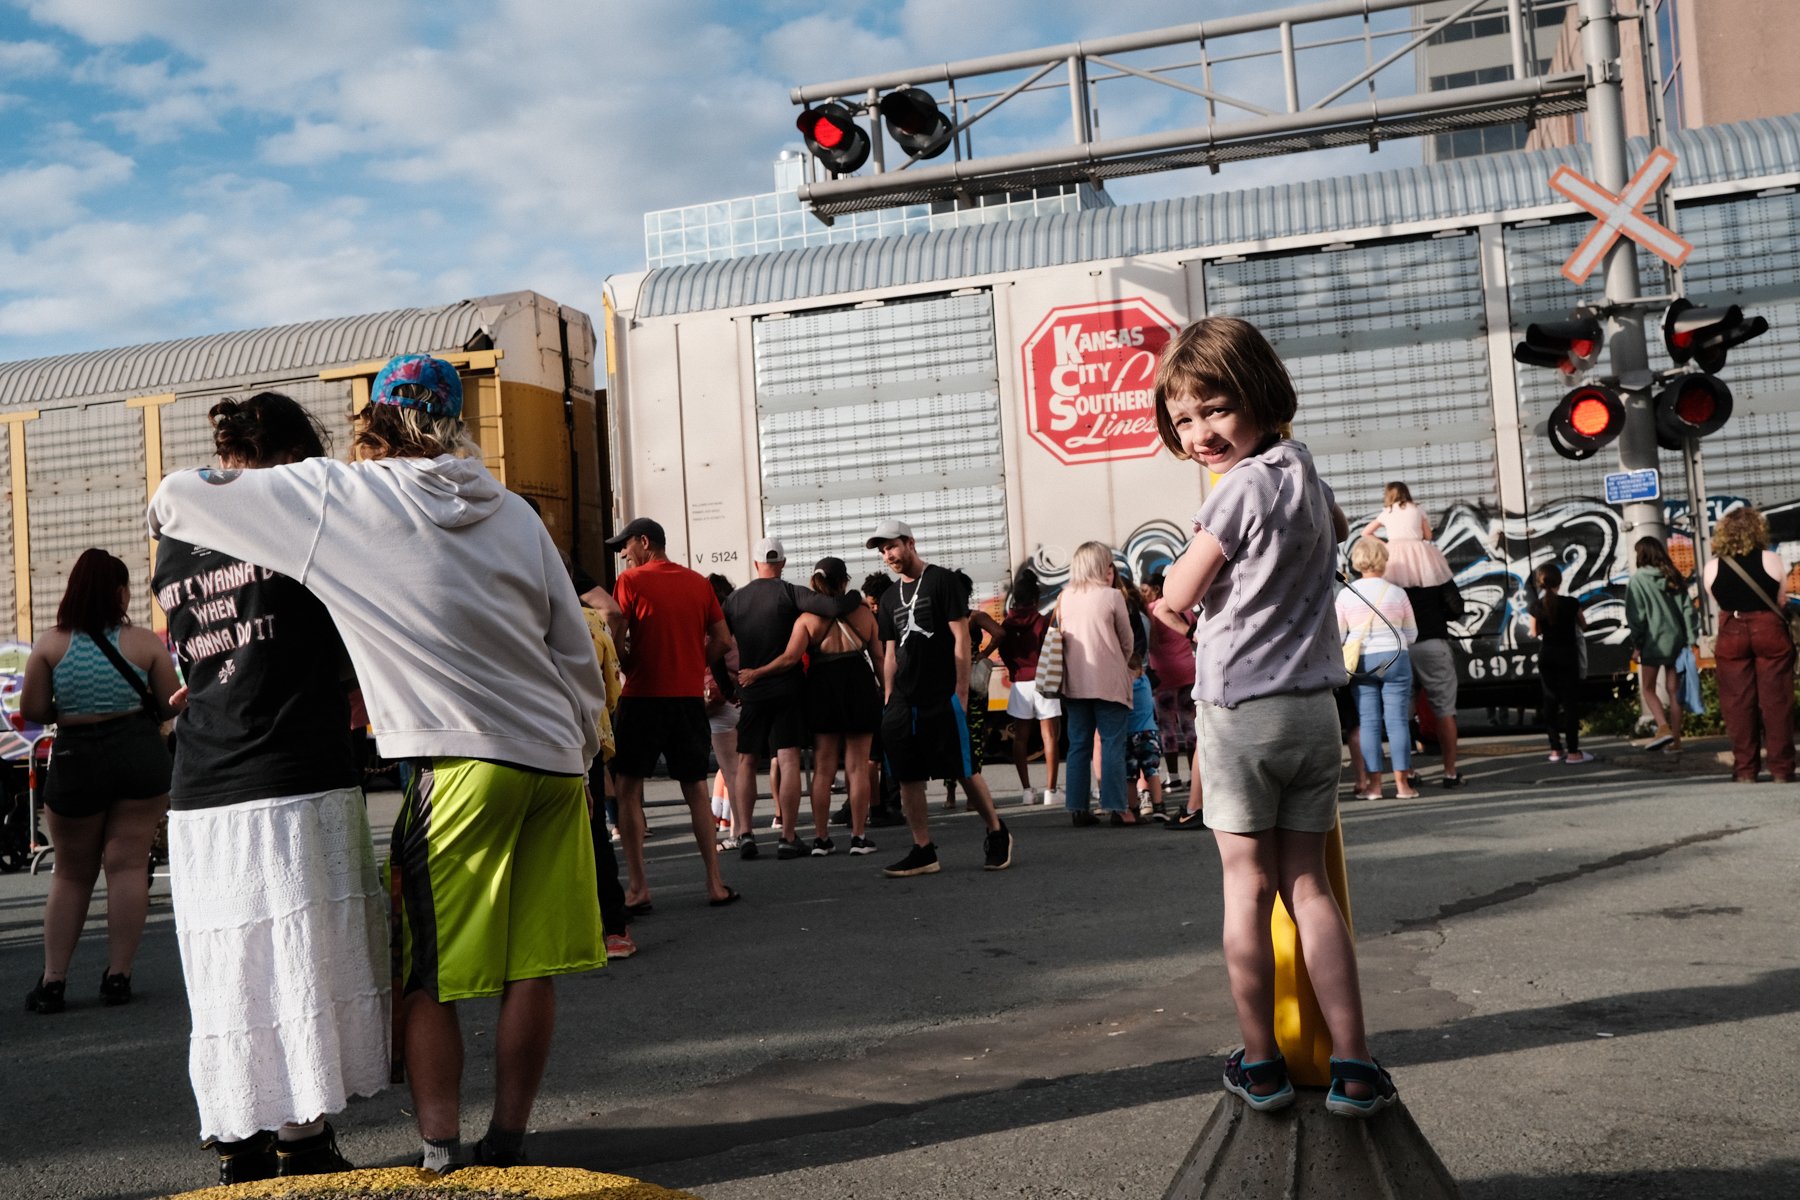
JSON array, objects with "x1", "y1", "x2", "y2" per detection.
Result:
[
  {"x1": 1721, "y1": 555, "x2": 1785, "y2": 618},
  {"x1": 89, "y1": 630, "x2": 160, "y2": 719}
]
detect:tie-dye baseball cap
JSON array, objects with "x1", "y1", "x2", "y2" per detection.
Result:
[{"x1": 370, "y1": 354, "x2": 463, "y2": 418}]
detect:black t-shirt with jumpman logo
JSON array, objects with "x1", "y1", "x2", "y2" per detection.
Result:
[
  {"x1": 876, "y1": 562, "x2": 968, "y2": 705},
  {"x1": 153, "y1": 538, "x2": 357, "y2": 811}
]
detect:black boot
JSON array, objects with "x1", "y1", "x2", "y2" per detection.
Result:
[
  {"x1": 275, "y1": 1123, "x2": 353, "y2": 1176},
  {"x1": 207, "y1": 1131, "x2": 277, "y2": 1185}
]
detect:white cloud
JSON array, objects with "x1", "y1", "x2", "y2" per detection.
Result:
[
  {"x1": 0, "y1": 38, "x2": 61, "y2": 74},
  {"x1": 0, "y1": 139, "x2": 134, "y2": 230}
]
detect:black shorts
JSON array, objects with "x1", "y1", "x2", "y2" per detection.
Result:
[
  {"x1": 44, "y1": 715, "x2": 172, "y2": 818},
  {"x1": 612, "y1": 697, "x2": 711, "y2": 783},
  {"x1": 736, "y1": 695, "x2": 809, "y2": 758},
  {"x1": 881, "y1": 695, "x2": 973, "y2": 784}
]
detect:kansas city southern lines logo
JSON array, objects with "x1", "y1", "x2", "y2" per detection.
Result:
[{"x1": 1020, "y1": 298, "x2": 1180, "y2": 465}]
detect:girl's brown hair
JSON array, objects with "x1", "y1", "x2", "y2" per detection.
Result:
[
  {"x1": 1384, "y1": 481, "x2": 1414, "y2": 508},
  {"x1": 1532, "y1": 563, "x2": 1565, "y2": 630},
  {"x1": 1153, "y1": 316, "x2": 1297, "y2": 458},
  {"x1": 1634, "y1": 536, "x2": 1685, "y2": 591},
  {"x1": 56, "y1": 548, "x2": 131, "y2": 638},
  {"x1": 211, "y1": 392, "x2": 328, "y2": 467},
  {"x1": 1712, "y1": 506, "x2": 1769, "y2": 558}
]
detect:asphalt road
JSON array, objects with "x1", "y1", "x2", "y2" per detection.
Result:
[{"x1": 2, "y1": 735, "x2": 1797, "y2": 1199}]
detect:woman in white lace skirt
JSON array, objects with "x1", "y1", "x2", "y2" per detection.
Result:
[{"x1": 154, "y1": 393, "x2": 388, "y2": 1185}]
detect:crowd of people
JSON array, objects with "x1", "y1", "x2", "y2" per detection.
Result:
[{"x1": 15, "y1": 328, "x2": 1796, "y2": 1185}]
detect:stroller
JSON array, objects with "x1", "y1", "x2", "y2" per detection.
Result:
[{"x1": 0, "y1": 722, "x2": 53, "y2": 875}]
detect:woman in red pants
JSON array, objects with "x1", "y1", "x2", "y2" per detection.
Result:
[{"x1": 1702, "y1": 506, "x2": 1795, "y2": 783}]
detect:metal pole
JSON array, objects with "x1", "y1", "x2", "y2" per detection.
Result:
[
  {"x1": 1067, "y1": 53, "x2": 1091, "y2": 144},
  {"x1": 1580, "y1": 0, "x2": 1665, "y2": 543},
  {"x1": 868, "y1": 88, "x2": 885, "y2": 174},
  {"x1": 1683, "y1": 439, "x2": 1715, "y2": 637}
]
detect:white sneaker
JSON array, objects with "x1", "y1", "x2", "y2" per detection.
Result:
[
  {"x1": 1041, "y1": 787, "x2": 1059, "y2": 807},
  {"x1": 1018, "y1": 788, "x2": 1036, "y2": 806},
  {"x1": 1564, "y1": 750, "x2": 1596, "y2": 764}
]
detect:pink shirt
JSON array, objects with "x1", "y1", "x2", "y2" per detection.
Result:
[{"x1": 1056, "y1": 586, "x2": 1133, "y2": 706}]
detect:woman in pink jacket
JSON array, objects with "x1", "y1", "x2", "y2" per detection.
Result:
[{"x1": 1057, "y1": 542, "x2": 1139, "y2": 826}]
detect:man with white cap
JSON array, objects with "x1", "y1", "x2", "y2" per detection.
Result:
[
  {"x1": 865, "y1": 519, "x2": 1013, "y2": 876},
  {"x1": 726, "y1": 536, "x2": 861, "y2": 858}
]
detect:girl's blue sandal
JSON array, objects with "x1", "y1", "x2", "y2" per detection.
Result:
[
  {"x1": 1222, "y1": 1049, "x2": 1295, "y2": 1112},
  {"x1": 1325, "y1": 1056, "x2": 1398, "y2": 1118}
]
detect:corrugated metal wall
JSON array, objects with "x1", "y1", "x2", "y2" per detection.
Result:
[{"x1": 754, "y1": 292, "x2": 1011, "y2": 585}]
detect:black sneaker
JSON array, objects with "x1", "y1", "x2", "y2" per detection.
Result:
[
  {"x1": 1167, "y1": 808, "x2": 1208, "y2": 831},
  {"x1": 99, "y1": 972, "x2": 132, "y2": 1006},
  {"x1": 809, "y1": 837, "x2": 835, "y2": 857},
  {"x1": 275, "y1": 1123, "x2": 352, "y2": 1176},
  {"x1": 207, "y1": 1132, "x2": 277, "y2": 1185},
  {"x1": 1441, "y1": 773, "x2": 1468, "y2": 789},
  {"x1": 25, "y1": 976, "x2": 65, "y2": 1014},
  {"x1": 848, "y1": 835, "x2": 876, "y2": 856},
  {"x1": 776, "y1": 838, "x2": 806, "y2": 860},
  {"x1": 831, "y1": 803, "x2": 852, "y2": 828},
  {"x1": 739, "y1": 833, "x2": 760, "y2": 861},
  {"x1": 867, "y1": 806, "x2": 906, "y2": 828},
  {"x1": 882, "y1": 842, "x2": 940, "y2": 877},
  {"x1": 983, "y1": 821, "x2": 1014, "y2": 870},
  {"x1": 473, "y1": 1134, "x2": 528, "y2": 1168}
]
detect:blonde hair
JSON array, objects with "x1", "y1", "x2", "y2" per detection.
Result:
[
  {"x1": 1713, "y1": 506, "x2": 1770, "y2": 558},
  {"x1": 1384, "y1": 481, "x2": 1414, "y2": 508},
  {"x1": 352, "y1": 403, "x2": 482, "y2": 461},
  {"x1": 1067, "y1": 541, "x2": 1117, "y2": 590},
  {"x1": 1350, "y1": 536, "x2": 1390, "y2": 575}
]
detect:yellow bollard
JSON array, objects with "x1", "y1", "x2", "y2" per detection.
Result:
[{"x1": 1269, "y1": 815, "x2": 1351, "y2": 1087}]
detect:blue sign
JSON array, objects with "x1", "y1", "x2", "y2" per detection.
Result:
[{"x1": 1604, "y1": 469, "x2": 1661, "y2": 504}]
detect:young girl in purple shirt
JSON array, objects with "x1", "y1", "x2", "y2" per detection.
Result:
[{"x1": 1156, "y1": 316, "x2": 1396, "y2": 1118}]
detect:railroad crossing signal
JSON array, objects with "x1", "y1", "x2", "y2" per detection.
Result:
[
  {"x1": 1513, "y1": 317, "x2": 1604, "y2": 375},
  {"x1": 879, "y1": 88, "x2": 954, "y2": 160},
  {"x1": 1550, "y1": 148, "x2": 1693, "y2": 285},
  {"x1": 1546, "y1": 384, "x2": 1626, "y2": 461},
  {"x1": 1661, "y1": 299, "x2": 1770, "y2": 374},
  {"x1": 796, "y1": 102, "x2": 870, "y2": 175},
  {"x1": 1653, "y1": 374, "x2": 1733, "y2": 448}
]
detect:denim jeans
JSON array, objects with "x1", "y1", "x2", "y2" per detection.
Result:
[
  {"x1": 1353, "y1": 650, "x2": 1414, "y2": 774},
  {"x1": 1063, "y1": 696, "x2": 1132, "y2": 813}
]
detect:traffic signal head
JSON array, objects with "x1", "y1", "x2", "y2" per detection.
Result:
[
  {"x1": 1546, "y1": 383, "x2": 1625, "y2": 461},
  {"x1": 1653, "y1": 374, "x2": 1733, "y2": 447},
  {"x1": 796, "y1": 102, "x2": 870, "y2": 175},
  {"x1": 879, "y1": 87, "x2": 953, "y2": 160},
  {"x1": 1514, "y1": 317, "x2": 1604, "y2": 375},
  {"x1": 1661, "y1": 299, "x2": 1769, "y2": 373}
]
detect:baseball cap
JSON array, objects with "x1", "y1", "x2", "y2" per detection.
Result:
[
  {"x1": 864, "y1": 518, "x2": 914, "y2": 549},
  {"x1": 605, "y1": 516, "x2": 665, "y2": 551},
  {"x1": 370, "y1": 354, "x2": 463, "y2": 418},
  {"x1": 753, "y1": 536, "x2": 785, "y2": 563}
]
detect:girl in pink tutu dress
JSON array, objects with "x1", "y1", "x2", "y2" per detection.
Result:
[{"x1": 1361, "y1": 481, "x2": 1453, "y2": 588}]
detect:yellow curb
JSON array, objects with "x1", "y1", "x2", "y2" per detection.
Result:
[{"x1": 167, "y1": 1165, "x2": 702, "y2": 1200}]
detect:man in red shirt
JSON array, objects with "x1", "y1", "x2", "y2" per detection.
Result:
[{"x1": 607, "y1": 518, "x2": 739, "y2": 909}]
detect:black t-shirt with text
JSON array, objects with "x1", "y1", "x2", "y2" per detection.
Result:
[
  {"x1": 153, "y1": 538, "x2": 357, "y2": 811},
  {"x1": 877, "y1": 563, "x2": 968, "y2": 704}
]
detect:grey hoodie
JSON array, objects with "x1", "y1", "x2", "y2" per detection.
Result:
[{"x1": 149, "y1": 455, "x2": 603, "y2": 774}]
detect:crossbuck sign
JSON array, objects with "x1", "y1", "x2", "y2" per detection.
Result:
[{"x1": 1550, "y1": 147, "x2": 1693, "y2": 285}]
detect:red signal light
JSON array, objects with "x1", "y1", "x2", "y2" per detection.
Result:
[
  {"x1": 1673, "y1": 382, "x2": 1716, "y2": 426},
  {"x1": 813, "y1": 117, "x2": 845, "y2": 148},
  {"x1": 795, "y1": 102, "x2": 870, "y2": 175},
  {"x1": 1569, "y1": 393, "x2": 1616, "y2": 438},
  {"x1": 1570, "y1": 337, "x2": 1598, "y2": 361}
]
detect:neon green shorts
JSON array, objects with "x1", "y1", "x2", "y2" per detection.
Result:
[{"x1": 393, "y1": 758, "x2": 603, "y2": 1001}]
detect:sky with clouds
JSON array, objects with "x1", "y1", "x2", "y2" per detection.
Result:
[{"x1": 0, "y1": 0, "x2": 1426, "y2": 362}]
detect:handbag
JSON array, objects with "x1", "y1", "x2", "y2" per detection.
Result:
[
  {"x1": 1035, "y1": 604, "x2": 1066, "y2": 698},
  {"x1": 1720, "y1": 555, "x2": 1800, "y2": 667}
]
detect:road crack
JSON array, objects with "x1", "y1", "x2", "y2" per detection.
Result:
[{"x1": 1394, "y1": 825, "x2": 1755, "y2": 933}]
